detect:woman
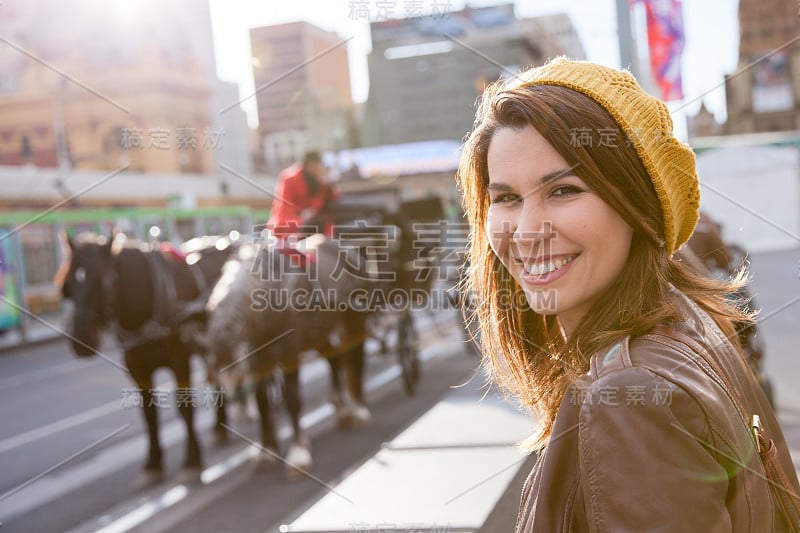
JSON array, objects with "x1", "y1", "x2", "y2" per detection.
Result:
[{"x1": 457, "y1": 57, "x2": 800, "y2": 531}]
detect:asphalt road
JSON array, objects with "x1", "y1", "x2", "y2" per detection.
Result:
[{"x1": 0, "y1": 309, "x2": 479, "y2": 533}]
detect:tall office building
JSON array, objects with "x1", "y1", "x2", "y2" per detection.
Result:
[
  {"x1": 250, "y1": 21, "x2": 354, "y2": 174},
  {"x1": 365, "y1": 4, "x2": 585, "y2": 146},
  {"x1": 725, "y1": 0, "x2": 800, "y2": 133}
]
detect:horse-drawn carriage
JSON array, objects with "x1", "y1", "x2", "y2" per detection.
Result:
[
  {"x1": 59, "y1": 185, "x2": 450, "y2": 479},
  {"x1": 203, "y1": 185, "x2": 449, "y2": 473},
  {"x1": 322, "y1": 187, "x2": 449, "y2": 396}
]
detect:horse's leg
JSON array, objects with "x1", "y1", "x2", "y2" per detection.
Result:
[
  {"x1": 343, "y1": 342, "x2": 371, "y2": 425},
  {"x1": 313, "y1": 242, "x2": 355, "y2": 425},
  {"x1": 346, "y1": 343, "x2": 366, "y2": 401},
  {"x1": 326, "y1": 352, "x2": 343, "y2": 404},
  {"x1": 126, "y1": 352, "x2": 162, "y2": 476},
  {"x1": 140, "y1": 389, "x2": 162, "y2": 471},
  {"x1": 252, "y1": 365, "x2": 279, "y2": 466},
  {"x1": 318, "y1": 337, "x2": 349, "y2": 426},
  {"x1": 201, "y1": 355, "x2": 228, "y2": 444},
  {"x1": 173, "y1": 347, "x2": 202, "y2": 470},
  {"x1": 214, "y1": 378, "x2": 228, "y2": 442},
  {"x1": 208, "y1": 340, "x2": 249, "y2": 442},
  {"x1": 229, "y1": 372, "x2": 254, "y2": 422},
  {"x1": 342, "y1": 314, "x2": 371, "y2": 426},
  {"x1": 283, "y1": 350, "x2": 312, "y2": 476}
]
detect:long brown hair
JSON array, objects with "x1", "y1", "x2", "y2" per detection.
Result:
[{"x1": 457, "y1": 82, "x2": 751, "y2": 450}]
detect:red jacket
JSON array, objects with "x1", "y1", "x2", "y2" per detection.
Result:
[{"x1": 267, "y1": 163, "x2": 338, "y2": 237}]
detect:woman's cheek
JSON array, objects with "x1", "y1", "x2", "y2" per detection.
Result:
[{"x1": 485, "y1": 214, "x2": 510, "y2": 260}]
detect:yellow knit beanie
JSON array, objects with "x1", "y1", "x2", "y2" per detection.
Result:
[{"x1": 511, "y1": 56, "x2": 700, "y2": 256}]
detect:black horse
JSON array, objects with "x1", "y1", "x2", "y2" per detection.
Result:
[{"x1": 60, "y1": 232, "x2": 236, "y2": 479}]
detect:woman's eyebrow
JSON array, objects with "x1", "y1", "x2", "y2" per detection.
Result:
[
  {"x1": 487, "y1": 164, "x2": 580, "y2": 193},
  {"x1": 537, "y1": 165, "x2": 579, "y2": 186}
]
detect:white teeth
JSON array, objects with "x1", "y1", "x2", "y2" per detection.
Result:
[{"x1": 524, "y1": 256, "x2": 574, "y2": 276}]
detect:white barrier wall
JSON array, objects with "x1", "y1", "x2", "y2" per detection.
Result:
[
  {"x1": 0, "y1": 166, "x2": 276, "y2": 206},
  {"x1": 695, "y1": 145, "x2": 800, "y2": 253}
]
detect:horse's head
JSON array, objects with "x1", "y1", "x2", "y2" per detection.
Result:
[{"x1": 60, "y1": 233, "x2": 116, "y2": 356}]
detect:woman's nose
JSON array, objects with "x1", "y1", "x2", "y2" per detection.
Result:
[{"x1": 513, "y1": 205, "x2": 554, "y2": 245}]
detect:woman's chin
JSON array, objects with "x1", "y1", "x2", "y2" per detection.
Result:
[{"x1": 522, "y1": 287, "x2": 559, "y2": 315}]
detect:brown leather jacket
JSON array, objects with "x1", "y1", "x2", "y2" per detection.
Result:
[{"x1": 516, "y1": 294, "x2": 800, "y2": 532}]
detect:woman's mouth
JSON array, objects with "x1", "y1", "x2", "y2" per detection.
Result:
[
  {"x1": 523, "y1": 255, "x2": 576, "y2": 276},
  {"x1": 519, "y1": 254, "x2": 578, "y2": 284}
]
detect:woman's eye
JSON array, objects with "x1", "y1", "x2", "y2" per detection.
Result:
[
  {"x1": 489, "y1": 193, "x2": 520, "y2": 204},
  {"x1": 550, "y1": 185, "x2": 582, "y2": 197}
]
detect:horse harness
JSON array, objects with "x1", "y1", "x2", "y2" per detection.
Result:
[{"x1": 111, "y1": 248, "x2": 211, "y2": 351}]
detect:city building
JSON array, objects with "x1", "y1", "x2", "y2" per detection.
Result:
[
  {"x1": 365, "y1": 4, "x2": 585, "y2": 146},
  {"x1": 250, "y1": 21, "x2": 355, "y2": 174},
  {"x1": 212, "y1": 80, "x2": 253, "y2": 177},
  {"x1": 0, "y1": 0, "x2": 250, "y2": 176},
  {"x1": 724, "y1": 0, "x2": 800, "y2": 133},
  {"x1": 687, "y1": 101, "x2": 723, "y2": 139}
]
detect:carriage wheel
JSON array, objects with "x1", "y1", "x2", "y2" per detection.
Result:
[{"x1": 397, "y1": 312, "x2": 420, "y2": 396}]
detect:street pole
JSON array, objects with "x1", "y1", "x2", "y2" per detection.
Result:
[
  {"x1": 11, "y1": 231, "x2": 28, "y2": 343},
  {"x1": 53, "y1": 78, "x2": 71, "y2": 174},
  {"x1": 616, "y1": 0, "x2": 640, "y2": 78}
]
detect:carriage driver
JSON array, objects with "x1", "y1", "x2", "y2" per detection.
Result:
[{"x1": 267, "y1": 150, "x2": 339, "y2": 239}]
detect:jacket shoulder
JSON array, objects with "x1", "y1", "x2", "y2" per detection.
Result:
[
  {"x1": 587, "y1": 329, "x2": 728, "y2": 395},
  {"x1": 578, "y1": 337, "x2": 707, "y2": 424},
  {"x1": 581, "y1": 328, "x2": 755, "y2": 453}
]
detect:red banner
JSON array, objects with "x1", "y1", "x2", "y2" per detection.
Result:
[{"x1": 642, "y1": 0, "x2": 685, "y2": 101}]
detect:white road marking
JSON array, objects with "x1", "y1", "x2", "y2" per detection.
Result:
[
  {"x1": 0, "y1": 400, "x2": 122, "y2": 455},
  {"x1": 94, "y1": 485, "x2": 189, "y2": 533},
  {"x1": 0, "y1": 358, "x2": 103, "y2": 391}
]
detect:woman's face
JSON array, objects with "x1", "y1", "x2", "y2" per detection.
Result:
[{"x1": 485, "y1": 126, "x2": 633, "y2": 335}]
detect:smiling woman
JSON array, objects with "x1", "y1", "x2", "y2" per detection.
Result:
[{"x1": 457, "y1": 57, "x2": 800, "y2": 532}]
